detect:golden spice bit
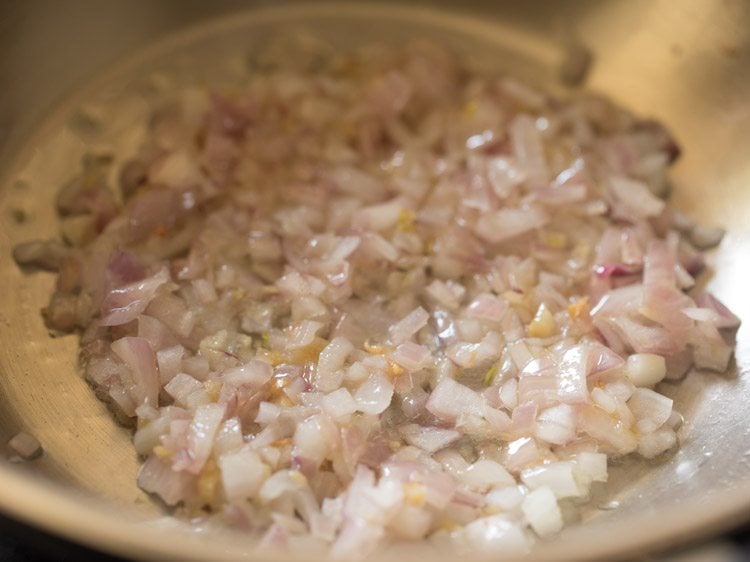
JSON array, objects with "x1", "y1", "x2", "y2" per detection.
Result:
[
  {"x1": 289, "y1": 469, "x2": 308, "y2": 486},
  {"x1": 364, "y1": 340, "x2": 388, "y2": 355},
  {"x1": 152, "y1": 445, "x2": 171, "y2": 459},
  {"x1": 197, "y1": 458, "x2": 220, "y2": 505},
  {"x1": 439, "y1": 519, "x2": 459, "y2": 532},
  {"x1": 528, "y1": 303, "x2": 556, "y2": 338},
  {"x1": 483, "y1": 363, "x2": 499, "y2": 386},
  {"x1": 271, "y1": 437, "x2": 293, "y2": 448},
  {"x1": 204, "y1": 379, "x2": 222, "y2": 402},
  {"x1": 482, "y1": 505, "x2": 503, "y2": 516},
  {"x1": 255, "y1": 347, "x2": 284, "y2": 366},
  {"x1": 275, "y1": 394, "x2": 295, "y2": 407},
  {"x1": 387, "y1": 358, "x2": 405, "y2": 379},
  {"x1": 403, "y1": 482, "x2": 427, "y2": 507},
  {"x1": 462, "y1": 100, "x2": 478, "y2": 118},
  {"x1": 540, "y1": 230, "x2": 568, "y2": 249},
  {"x1": 567, "y1": 296, "x2": 590, "y2": 320},
  {"x1": 396, "y1": 208, "x2": 417, "y2": 232},
  {"x1": 287, "y1": 337, "x2": 327, "y2": 364},
  {"x1": 231, "y1": 288, "x2": 246, "y2": 301}
]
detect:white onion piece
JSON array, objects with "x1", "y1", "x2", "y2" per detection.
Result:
[
  {"x1": 637, "y1": 428, "x2": 677, "y2": 458},
  {"x1": 577, "y1": 405, "x2": 637, "y2": 455},
  {"x1": 321, "y1": 388, "x2": 358, "y2": 420},
  {"x1": 475, "y1": 207, "x2": 548, "y2": 244},
  {"x1": 425, "y1": 280, "x2": 466, "y2": 310},
  {"x1": 462, "y1": 515, "x2": 530, "y2": 556},
  {"x1": 555, "y1": 346, "x2": 590, "y2": 403},
  {"x1": 485, "y1": 485, "x2": 525, "y2": 512},
  {"x1": 100, "y1": 267, "x2": 170, "y2": 327},
  {"x1": 137, "y1": 456, "x2": 194, "y2": 506},
  {"x1": 400, "y1": 424, "x2": 460, "y2": 453},
  {"x1": 286, "y1": 320, "x2": 324, "y2": 349},
  {"x1": 8, "y1": 431, "x2": 42, "y2": 460},
  {"x1": 535, "y1": 404, "x2": 576, "y2": 445},
  {"x1": 214, "y1": 417, "x2": 244, "y2": 455},
  {"x1": 354, "y1": 372, "x2": 394, "y2": 415},
  {"x1": 389, "y1": 306, "x2": 429, "y2": 345},
  {"x1": 164, "y1": 373, "x2": 202, "y2": 406},
  {"x1": 133, "y1": 421, "x2": 165, "y2": 457},
  {"x1": 390, "y1": 342, "x2": 432, "y2": 372},
  {"x1": 183, "y1": 403, "x2": 225, "y2": 474},
  {"x1": 461, "y1": 460, "x2": 515, "y2": 492},
  {"x1": 510, "y1": 113, "x2": 549, "y2": 189},
  {"x1": 293, "y1": 414, "x2": 336, "y2": 466},
  {"x1": 361, "y1": 232, "x2": 399, "y2": 262},
  {"x1": 521, "y1": 486, "x2": 562, "y2": 538},
  {"x1": 259, "y1": 469, "x2": 309, "y2": 503},
  {"x1": 219, "y1": 447, "x2": 269, "y2": 501},
  {"x1": 591, "y1": 387, "x2": 617, "y2": 414},
  {"x1": 694, "y1": 292, "x2": 740, "y2": 330},
  {"x1": 316, "y1": 337, "x2": 353, "y2": 392},
  {"x1": 521, "y1": 462, "x2": 583, "y2": 499},
  {"x1": 426, "y1": 378, "x2": 485, "y2": 422},
  {"x1": 111, "y1": 336, "x2": 159, "y2": 409},
  {"x1": 682, "y1": 307, "x2": 719, "y2": 323},
  {"x1": 465, "y1": 294, "x2": 508, "y2": 322},
  {"x1": 572, "y1": 452, "x2": 608, "y2": 486},
  {"x1": 255, "y1": 402, "x2": 281, "y2": 426},
  {"x1": 355, "y1": 198, "x2": 404, "y2": 232},
  {"x1": 690, "y1": 224, "x2": 724, "y2": 249},
  {"x1": 628, "y1": 388, "x2": 673, "y2": 432},
  {"x1": 156, "y1": 345, "x2": 185, "y2": 385},
  {"x1": 222, "y1": 360, "x2": 273, "y2": 388},
  {"x1": 625, "y1": 353, "x2": 666, "y2": 387},
  {"x1": 609, "y1": 176, "x2": 666, "y2": 219},
  {"x1": 388, "y1": 505, "x2": 432, "y2": 540}
]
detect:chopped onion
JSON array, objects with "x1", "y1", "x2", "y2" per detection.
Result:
[
  {"x1": 7, "y1": 431, "x2": 42, "y2": 460},
  {"x1": 219, "y1": 447, "x2": 269, "y2": 501},
  {"x1": 521, "y1": 486, "x2": 562, "y2": 538},
  {"x1": 389, "y1": 307, "x2": 429, "y2": 345},
  {"x1": 625, "y1": 353, "x2": 666, "y2": 387},
  {"x1": 628, "y1": 388, "x2": 673, "y2": 432},
  {"x1": 354, "y1": 372, "x2": 394, "y2": 415},
  {"x1": 426, "y1": 378, "x2": 485, "y2": 422},
  {"x1": 521, "y1": 461, "x2": 583, "y2": 499},
  {"x1": 24, "y1": 38, "x2": 740, "y2": 557}
]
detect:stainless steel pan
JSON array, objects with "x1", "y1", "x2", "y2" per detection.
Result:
[{"x1": 0, "y1": 1, "x2": 748, "y2": 560}]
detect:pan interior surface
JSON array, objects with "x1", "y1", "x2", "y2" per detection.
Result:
[{"x1": 0, "y1": 2, "x2": 748, "y2": 560}]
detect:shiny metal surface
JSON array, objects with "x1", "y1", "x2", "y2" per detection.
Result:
[{"x1": 0, "y1": 1, "x2": 749, "y2": 560}]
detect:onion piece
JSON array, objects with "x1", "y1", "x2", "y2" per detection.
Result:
[
  {"x1": 8, "y1": 431, "x2": 42, "y2": 460},
  {"x1": 111, "y1": 336, "x2": 159, "y2": 410},
  {"x1": 400, "y1": 424, "x2": 461, "y2": 453},
  {"x1": 521, "y1": 486, "x2": 563, "y2": 538},
  {"x1": 219, "y1": 447, "x2": 269, "y2": 501},
  {"x1": 389, "y1": 307, "x2": 429, "y2": 345},
  {"x1": 426, "y1": 378, "x2": 485, "y2": 422},
  {"x1": 625, "y1": 353, "x2": 666, "y2": 387},
  {"x1": 354, "y1": 372, "x2": 394, "y2": 415},
  {"x1": 101, "y1": 267, "x2": 170, "y2": 327},
  {"x1": 520, "y1": 461, "x2": 583, "y2": 499}
]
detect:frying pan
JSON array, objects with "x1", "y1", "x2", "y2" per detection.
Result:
[{"x1": 0, "y1": 1, "x2": 749, "y2": 560}]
